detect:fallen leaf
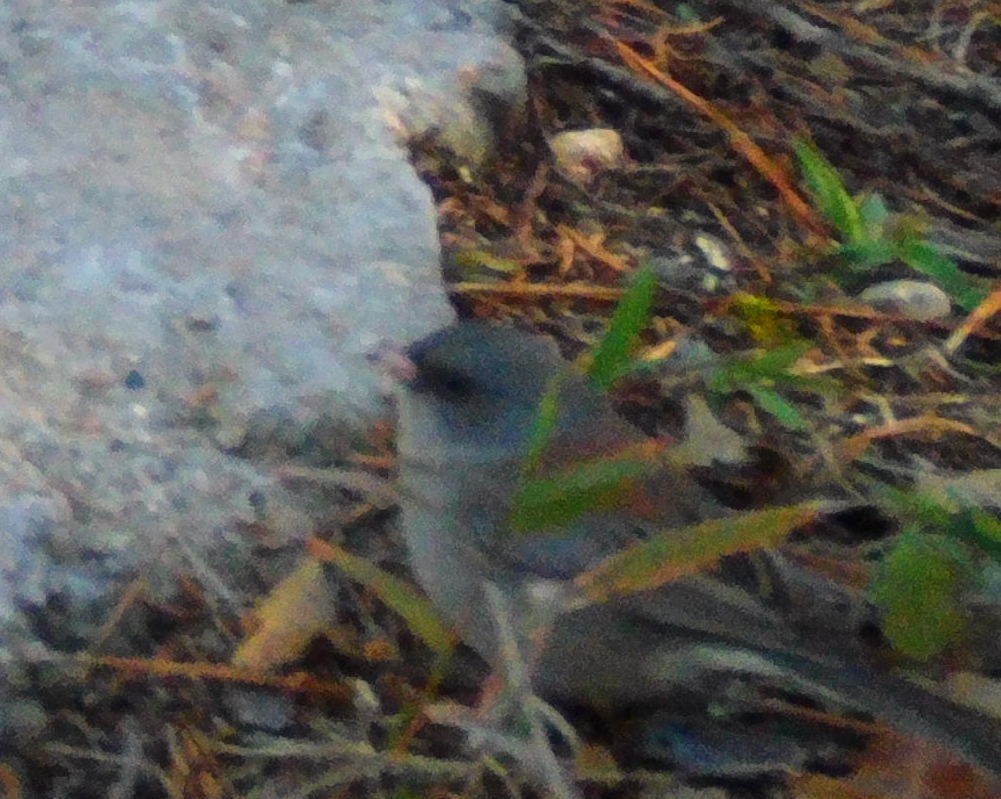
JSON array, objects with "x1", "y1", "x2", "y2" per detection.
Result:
[{"x1": 233, "y1": 560, "x2": 337, "y2": 671}]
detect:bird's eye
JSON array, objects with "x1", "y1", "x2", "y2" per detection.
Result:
[
  {"x1": 420, "y1": 365, "x2": 475, "y2": 402},
  {"x1": 435, "y1": 370, "x2": 474, "y2": 402}
]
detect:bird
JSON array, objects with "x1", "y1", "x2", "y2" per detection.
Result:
[{"x1": 392, "y1": 320, "x2": 1001, "y2": 776}]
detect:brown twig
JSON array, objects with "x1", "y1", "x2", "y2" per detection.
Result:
[{"x1": 611, "y1": 39, "x2": 829, "y2": 237}]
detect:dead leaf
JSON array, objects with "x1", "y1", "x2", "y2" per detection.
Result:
[
  {"x1": 576, "y1": 501, "x2": 825, "y2": 603},
  {"x1": 233, "y1": 560, "x2": 336, "y2": 671}
]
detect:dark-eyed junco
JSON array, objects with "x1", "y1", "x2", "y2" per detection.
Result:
[{"x1": 393, "y1": 321, "x2": 1001, "y2": 775}]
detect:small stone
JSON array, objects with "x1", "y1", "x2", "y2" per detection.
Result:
[
  {"x1": 550, "y1": 128, "x2": 625, "y2": 185},
  {"x1": 859, "y1": 279, "x2": 952, "y2": 320},
  {"x1": 692, "y1": 233, "x2": 734, "y2": 274},
  {"x1": 226, "y1": 688, "x2": 295, "y2": 732}
]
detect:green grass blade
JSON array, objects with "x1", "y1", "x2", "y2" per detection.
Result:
[
  {"x1": 589, "y1": 264, "x2": 657, "y2": 389},
  {"x1": 747, "y1": 385, "x2": 809, "y2": 431},
  {"x1": 511, "y1": 457, "x2": 656, "y2": 533},
  {"x1": 577, "y1": 502, "x2": 826, "y2": 603},
  {"x1": 794, "y1": 137, "x2": 866, "y2": 243},
  {"x1": 896, "y1": 237, "x2": 986, "y2": 312}
]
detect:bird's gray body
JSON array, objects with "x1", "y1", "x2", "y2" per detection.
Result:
[{"x1": 394, "y1": 321, "x2": 1001, "y2": 775}]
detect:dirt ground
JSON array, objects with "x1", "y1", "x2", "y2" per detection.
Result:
[{"x1": 13, "y1": 2, "x2": 1001, "y2": 797}]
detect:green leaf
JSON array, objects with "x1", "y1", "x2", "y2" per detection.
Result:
[
  {"x1": 871, "y1": 530, "x2": 968, "y2": 661},
  {"x1": 522, "y1": 372, "x2": 570, "y2": 475},
  {"x1": 747, "y1": 385, "x2": 809, "y2": 431},
  {"x1": 835, "y1": 238, "x2": 896, "y2": 269},
  {"x1": 731, "y1": 292, "x2": 797, "y2": 345},
  {"x1": 895, "y1": 237, "x2": 986, "y2": 312},
  {"x1": 521, "y1": 263, "x2": 658, "y2": 514},
  {"x1": 957, "y1": 508, "x2": 1001, "y2": 562},
  {"x1": 857, "y1": 192, "x2": 889, "y2": 235},
  {"x1": 747, "y1": 340, "x2": 813, "y2": 374},
  {"x1": 875, "y1": 485, "x2": 954, "y2": 528},
  {"x1": 676, "y1": 4, "x2": 701, "y2": 23},
  {"x1": 794, "y1": 137, "x2": 866, "y2": 244},
  {"x1": 589, "y1": 264, "x2": 657, "y2": 389},
  {"x1": 873, "y1": 485, "x2": 1001, "y2": 564},
  {"x1": 709, "y1": 341, "x2": 812, "y2": 392},
  {"x1": 511, "y1": 457, "x2": 656, "y2": 534},
  {"x1": 578, "y1": 502, "x2": 826, "y2": 602}
]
